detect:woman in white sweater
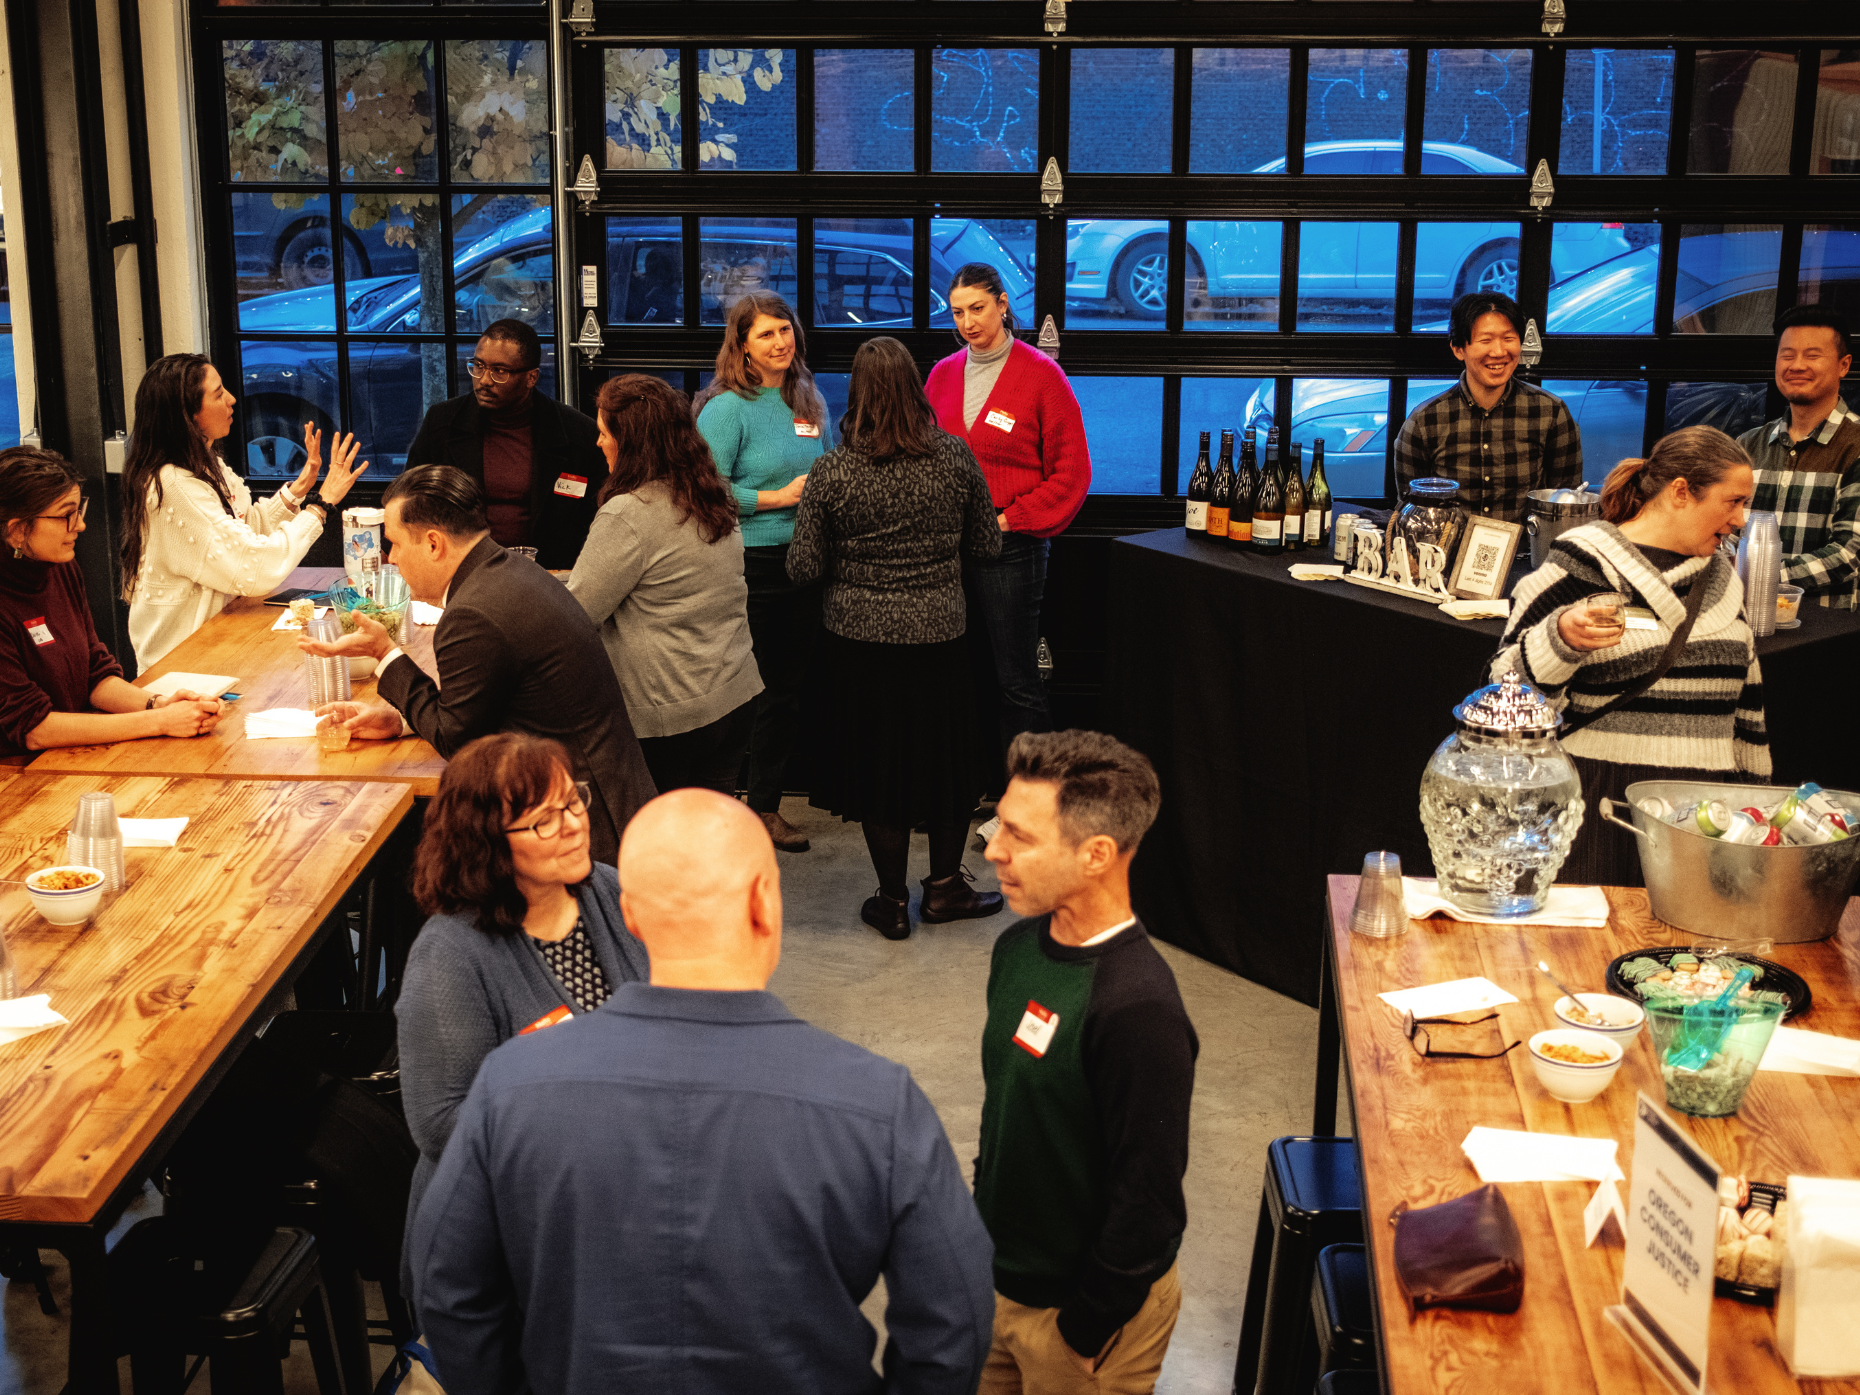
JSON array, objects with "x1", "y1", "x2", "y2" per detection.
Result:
[{"x1": 120, "y1": 354, "x2": 367, "y2": 671}]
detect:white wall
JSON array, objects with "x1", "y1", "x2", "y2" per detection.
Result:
[{"x1": 0, "y1": 10, "x2": 38, "y2": 441}]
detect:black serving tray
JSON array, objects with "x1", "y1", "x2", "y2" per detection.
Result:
[
  {"x1": 1605, "y1": 946, "x2": 1812, "y2": 1022},
  {"x1": 1716, "y1": 1181, "x2": 1786, "y2": 1305}
]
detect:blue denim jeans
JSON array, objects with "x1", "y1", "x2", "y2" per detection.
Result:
[{"x1": 966, "y1": 531, "x2": 1052, "y2": 749}]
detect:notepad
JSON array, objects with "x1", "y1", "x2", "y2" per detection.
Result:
[{"x1": 142, "y1": 672, "x2": 238, "y2": 700}]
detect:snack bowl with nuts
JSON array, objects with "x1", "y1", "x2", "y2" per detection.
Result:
[
  {"x1": 1528, "y1": 1028, "x2": 1625, "y2": 1103},
  {"x1": 1553, "y1": 992, "x2": 1646, "y2": 1046},
  {"x1": 24, "y1": 865, "x2": 106, "y2": 925}
]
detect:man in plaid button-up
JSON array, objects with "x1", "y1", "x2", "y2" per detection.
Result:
[
  {"x1": 1735, "y1": 305, "x2": 1860, "y2": 610},
  {"x1": 1394, "y1": 292, "x2": 1584, "y2": 523}
]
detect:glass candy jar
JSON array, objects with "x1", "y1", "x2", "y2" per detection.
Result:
[
  {"x1": 1418, "y1": 671, "x2": 1586, "y2": 918},
  {"x1": 1387, "y1": 477, "x2": 1469, "y2": 582}
]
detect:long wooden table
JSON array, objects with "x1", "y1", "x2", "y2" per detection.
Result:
[
  {"x1": 0, "y1": 770, "x2": 414, "y2": 1393},
  {"x1": 32, "y1": 567, "x2": 447, "y2": 796},
  {"x1": 1322, "y1": 877, "x2": 1860, "y2": 1395}
]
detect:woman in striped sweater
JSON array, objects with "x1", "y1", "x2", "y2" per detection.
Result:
[{"x1": 1494, "y1": 425, "x2": 1771, "y2": 885}]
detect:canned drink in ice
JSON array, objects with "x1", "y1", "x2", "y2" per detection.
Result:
[
  {"x1": 1636, "y1": 796, "x2": 1674, "y2": 822},
  {"x1": 1736, "y1": 808, "x2": 1782, "y2": 846},
  {"x1": 1778, "y1": 803, "x2": 1847, "y2": 845},
  {"x1": 1691, "y1": 799, "x2": 1733, "y2": 837}
]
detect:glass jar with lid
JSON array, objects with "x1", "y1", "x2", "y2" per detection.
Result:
[
  {"x1": 1418, "y1": 671, "x2": 1586, "y2": 917},
  {"x1": 1387, "y1": 477, "x2": 1469, "y2": 582}
]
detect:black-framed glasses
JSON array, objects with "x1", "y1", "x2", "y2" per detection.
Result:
[
  {"x1": 33, "y1": 497, "x2": 88, "y2": 533},
  {"x1": 506, "y1": 782, "x2": 592, "y2": 840},
  {"x1": 466, "y1": 360, "x2": 527, "y2": 385},
  {"x1": 1401, "y1": 1009, "x2": 1522, "y2": 1061}
]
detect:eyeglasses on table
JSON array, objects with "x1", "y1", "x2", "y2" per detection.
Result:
[{"x1": 1400, "y1": 1008, "x2": 1522, "y2": 1061}]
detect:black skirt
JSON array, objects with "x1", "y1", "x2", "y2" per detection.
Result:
[
  {"x1": 1564, "y1": 756, "x2": 1760, "y2": 888},
  {"x1": 805, "y1": 630, "x2": 980, "y2": 827}
]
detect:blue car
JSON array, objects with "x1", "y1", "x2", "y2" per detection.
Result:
[{"x1": 1064, "y1": 143, "x2": 1633, "y2": 320}]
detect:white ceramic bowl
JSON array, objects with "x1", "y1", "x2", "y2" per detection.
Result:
[
  {"x1": 24, "y1": 864, "x2": 106, "y2": 925},
  {"x1": 1528, "y1": 1028, "x2": 1625, "y2": 1104},
  {"x1": 1554, "y1": 992, "x2": 1646, "y2": 1045}
]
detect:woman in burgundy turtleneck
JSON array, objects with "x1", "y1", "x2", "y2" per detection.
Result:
[{"x1": 0, "y1": 447, "x2": 223, "y2": 757}]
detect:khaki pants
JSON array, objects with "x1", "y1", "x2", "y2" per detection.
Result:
[{"x1": 977, "y1": 1263, "x2": 1181, "y2": 1395}]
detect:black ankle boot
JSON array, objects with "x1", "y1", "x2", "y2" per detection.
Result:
[
  {"x1": 861, "y1": 891, "x2": 912, "y2": 940},
  {"x1": 919, "y1": 866, "x2": 1005, "y2": 923}
]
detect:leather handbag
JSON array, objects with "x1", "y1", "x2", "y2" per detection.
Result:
[{"x1": 1390, "y1": 1184, "x2": 1525, "y2": 1313}]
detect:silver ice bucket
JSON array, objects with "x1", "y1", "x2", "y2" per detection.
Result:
[
  {"x1": 1524, "y1": 488, "x2": 1601, "y2": 570},
  {"x1": 1599, "y1": 781, "x2": 1860, "y2": 943}
]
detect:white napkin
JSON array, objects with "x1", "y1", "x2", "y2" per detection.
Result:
[
  {"x1": 269, "y1": 606, "x2": 327, "y2": 632},
  {"x1": 1403, "y1": 876, "x2": 1611, "y2": 928},
  {"x1": 1759, "y1": 1026, "x2": 1860, "y2": 1076},
  {"x1": 1462, "y1": 1126, "x2": 1626, "y2": 1183},
  {"x1": 142, "y1": 671, "x2": 238, "y2": 700},
  {"x1": 1438, "y1": 598, "x2": 1512, "y2": 620},
  {"x1": 0, "y1": 994, "x2": 69, "y2": 1046},
  {"x1": 411, "y1": 601, "x2": 444, "y2": 626},
  {"x1": 118, "y1": 817, "x2": 188, "y2": 848},
  {"x1": 1289, "y1": 564, "x2": 1346, "y2": 581},
  {"x1": 1378, "y1": 976, "x2": 1519, "y2": 1016},
  {"x1": 244, "y1": 708, "x2": 321, "y2": 740},
  {"x1": 1777, "y1": 1176, "x2": 1860, "y2": 1377}
]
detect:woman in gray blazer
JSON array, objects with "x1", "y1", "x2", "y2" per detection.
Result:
[{"x1": 567, "y1": 374, "x2": 763, "y2": 795}]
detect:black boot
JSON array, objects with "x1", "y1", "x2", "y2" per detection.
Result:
[
  {"x1": 920, "y1": 867, "x2": 1005, "y2": 923},
  {"x1": 861, "y1": 890, "x2": 912, "y2": 941}
]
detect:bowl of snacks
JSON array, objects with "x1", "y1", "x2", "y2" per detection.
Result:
[
  {"x1": 1608, "y1": 947, "x2": 1810, "y2": 1020},
  {"x1": 1715, "y1": 1177, "x2": 1787, "y2": 1304},
  {"x1": 1527, "y1": 1029, "x2": 1625, "y2": 1103},
  {"x1": 1553, "y1": 992, "x2": 1646, "y2": 1045},
  {"x1": 327, "y1": 574, "x2": 412, "y2": 648},
  {"x1": 1645, "y1": 995, "x2": 1785, "y2": 1117},
  {"x1": 1776, "y1": 584, "x2": 1803, "y2": 627},
  {"x1": 24, "y1": 864, "x2": 106, "y2": 925}
]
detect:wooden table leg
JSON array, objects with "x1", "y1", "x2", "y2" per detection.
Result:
[{"x1": 1312, "y1": 927, "x2": 1340, "y2": 1135}]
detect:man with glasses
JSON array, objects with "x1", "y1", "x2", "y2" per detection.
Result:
[{"x1": 405, "y1": 318, "x2": 608, "y2": 569}]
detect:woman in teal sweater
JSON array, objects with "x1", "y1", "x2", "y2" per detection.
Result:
[{"x1": 695, "y1": 292, "x2": 833, "y2": 851}]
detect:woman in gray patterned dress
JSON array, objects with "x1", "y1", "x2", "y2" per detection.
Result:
[{"x1": 787, "y1": 337, "x2": 1006, "y2": 940}]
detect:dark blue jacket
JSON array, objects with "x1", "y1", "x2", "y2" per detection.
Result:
[{"x1": 410, "y1": 982, "x2": 996, "y2": 1395}]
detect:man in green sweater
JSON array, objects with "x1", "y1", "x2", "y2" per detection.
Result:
[{"x1": 975, "y1": 730, "x2": 1199, "y2": 1394}]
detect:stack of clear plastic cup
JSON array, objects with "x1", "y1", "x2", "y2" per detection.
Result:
[
  {"x1": 1736, "y1": 510, "x2": 1781, "y2": 638},
  {"x1": 304, "y1": 612, "x2": 352, "y2": 709},
  {"x1": 1351, "y1": 851, "x2": 1409, "y2": 938},
  {"x1": 0, "y1": 924, "x2": 17, "y2": 999},
  {"x1": 66, "y1": 791, "x2": 127, "y2": 893}
]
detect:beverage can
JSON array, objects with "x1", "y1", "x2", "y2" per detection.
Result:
[
  {"x1": 1693, "y1": 800, "x2": 1732, "y2": 838},
  {"x1": 1636, "y1": 795, "x2": 1673, "y2": 821},
  {"x1": 1778, "y1": 804, "x2": 1846, "y2": 845},
  {"x1": 1334, "y1": 514, "x2": 1360, "y2": 563}
]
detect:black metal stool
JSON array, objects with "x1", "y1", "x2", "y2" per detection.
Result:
[
  {"x1": 1233, "y1": 1136, "x2": 1362, "y2": 1395},
  {"x1": 1316, "y1": 1370, "x2": 1380, "y2": 1395},
  {"x1": 1311, "y1": 1242, "x2": 1377, "y2": 1377}
]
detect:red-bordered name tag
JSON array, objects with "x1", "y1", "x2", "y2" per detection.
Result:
[
  {"x1": 984, "y1": 409, "x2": 1016, "y2": 434},
  {"x1": 554, "y1": 474, "x2": 588, "y2": 498},
  {"x1": 518, "y1": 1005, "x2": 572, "y2": 1035},
  {"x1": 1013, "y1": 999, "x2": 1058, "y2": 1058},
  {"x1": 24, "y1": 617, "x2": 53, "y2": 647}
]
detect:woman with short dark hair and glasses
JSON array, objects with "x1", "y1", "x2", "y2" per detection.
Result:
[
  {"x1": 396, "y1": 731, "x2": 649, "y2": 1247},
  {"x1": 0, "y1": 446, "x2": 223, "y2": 755}
]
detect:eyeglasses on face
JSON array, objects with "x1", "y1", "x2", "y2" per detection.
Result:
[
  {"x1": 506, "y1": 782, "x2": 593, "y2": 840},
  {"x1": 33, "y1": 497, "x2": 89, "y2": 534},
  {"x1": 466, "y1": 360, "x2": 527, "y2": 385},
  {"x1": 1400, "y1": 1009, "x2": 1522, "y2": 1061}
]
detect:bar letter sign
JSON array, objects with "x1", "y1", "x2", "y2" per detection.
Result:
[{"x1": 1604, "y1": 1093, "x2": 1721, "y2": 1394}]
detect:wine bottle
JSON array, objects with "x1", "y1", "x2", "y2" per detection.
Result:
[
  {"x1": 1185, "y1": 431, "x2": 1212, "y2": 533},
  {"x1": 1208, "y1": 429, "x2": 1236, "y2": 539},
  {"x1": 1252, "y1": 428, "x2": 1285, "y2": 554},
  {"x1": 1230, "y1": 426, "x2": 1256, "y2": 547},
  {"x1": 1283, "y1": 443, "x2": 1307, "y2": 552},
  {"x1": 1304, "y1": 437, "x2": 1332, "y2": 549}
]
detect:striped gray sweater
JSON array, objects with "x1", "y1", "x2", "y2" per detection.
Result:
[{"x1": 1493, "y1": 521, "x2": 1770, "y2": 780}]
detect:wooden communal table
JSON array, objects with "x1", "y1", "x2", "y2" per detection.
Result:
[
  {"x1": 32, "y1": 567, "x2": 446, "y2": 796},
  {"x1": 1321, "y1": 877, "x2": 1860, "y2": 1395},
  {"x1": 0, "y1": 770, "x2": 413, "y2": 1393}
]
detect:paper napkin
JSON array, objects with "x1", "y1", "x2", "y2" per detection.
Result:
[
  {"x1": 1377, "y1": 976, "x2": 1519, "y2": 1017},
  {"x1": 1404, "y1": 876, "x2": 1611, "y2": 928},
  {"x1": 270, "y1": 606, "x2": 327, "y2": 632},
  {"x1": 0, "y1": 994, "x2": 69, "y2": 1046},
  {"x1": 411, "y1": 601, "x2": 444, "y2": 626},
  {"x1": 1462, "y1": 1126, "x2": 1625, "y2": 1183},
  {"x1": 244, "y1": 708, "x2": 321, "y2": 740},
  {"x1": 1759, "y1": 1026, "x2": 1860, "y2": 1076},
  {"x1": 143, "y1": 672, "x2": 238, "y2": 700},
  {"x1": 118, "y1": 817, "x2": 189, "y2": 848},
  {"x1": 1439, "y1": 599, "x2": 1512, "y2": 621},
  {"x1": 1289, "y1": 564, "x2": 1346, "y2": 581}
]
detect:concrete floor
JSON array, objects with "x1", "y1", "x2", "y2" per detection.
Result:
[{"x1": 1, "y1": 798, "x2": 1341, "y2": 1395}]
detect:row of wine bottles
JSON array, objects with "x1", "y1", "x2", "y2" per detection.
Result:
[{"x1": 1184, "y1": 425, "x2": 1333, "y2": 553}]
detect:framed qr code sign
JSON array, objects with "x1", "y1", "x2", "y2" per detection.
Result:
[{"x1": 1448, "y1": 516, "x2": 1524, "y2": 600}]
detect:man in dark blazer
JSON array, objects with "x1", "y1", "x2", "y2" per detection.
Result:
[
  {"x1": 405, "y1": 318, "x2": 608, "y2": 569},
  {"x1": 302, "y1": 466, "x2": 655, "y2": 864}
]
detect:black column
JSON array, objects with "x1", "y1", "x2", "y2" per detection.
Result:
[{"x1": 5, "y1": 0, "x2": 131, "y2": 662}]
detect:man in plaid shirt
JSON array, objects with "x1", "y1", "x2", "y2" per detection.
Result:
[
  {"x1": 1394, "y1": 291, "x2": 1583, "y2": 522},
  {"x1": 1736, "y1": 305, "x2": 1860, "y2": 610}
]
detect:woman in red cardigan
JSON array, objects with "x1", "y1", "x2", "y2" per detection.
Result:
[{"x1": 924, "y1": 263, "x2": 1091, "y2": 763}]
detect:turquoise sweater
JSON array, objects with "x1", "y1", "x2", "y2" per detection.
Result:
[{"x1": 697, "y1": 386, "x2": 833, "y2": 548}]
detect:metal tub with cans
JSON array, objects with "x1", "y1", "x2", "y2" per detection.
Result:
[{"x1": 1599, "y1": 781, "x2": 1860, "y2": 943}]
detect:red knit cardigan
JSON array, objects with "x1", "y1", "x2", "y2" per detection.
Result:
[{"x1": 924, "y1": 339, "x2": 1092, "y2": 538}]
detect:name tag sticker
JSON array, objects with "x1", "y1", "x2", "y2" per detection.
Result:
[
  {"x1": 24, "y1": 617, "x2": 53, "y2": 647},
  {"x1": 1013, "y1": 1000, "x2": 1059, "y2": 1058},
  {"x1": 554, "y1": 474, "x2": 588, "y2": 499},
  {"x1": 794, "y1": 420, "x2": 821, "y2": 438},
  {"x1": 985, "y1": 409, "x2": 1016, "y2": 434},
  {"x1": 518, "y1": 1005, "x2": 573, "y2": 1035}
]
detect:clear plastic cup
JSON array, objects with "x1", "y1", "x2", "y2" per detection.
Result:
[
  {"x1": 317, "y1": 716, "x2": 351, "y2": 753},
  {"x1": 1351, "y1": 851, "x2": 1409, "y2": 938},
  {"x1": 67, "y1": 791, "x2": 127, "y2": 893},
  {"x1": 510, "y1": 546, "x2": 539, "y2": 563},
  {"x1": 1584, "y1": 591, "x2": 1629, "y2": 628},
  {"x1": 1776, "y1": 584, "x2": 1803, "y2": 625},
  {"x1": 1646, "y1": 996, "x2": 1786, "y2": 1117}
]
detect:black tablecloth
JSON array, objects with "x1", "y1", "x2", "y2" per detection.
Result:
[{"x1": 1103, "y1": 526, "x2": 1860, "y2": 1006}]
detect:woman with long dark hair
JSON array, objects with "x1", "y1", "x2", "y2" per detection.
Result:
[
  {"x1": 0, "y1": 446, "x2": 221, "y2": 754},
  {"x1": 120, "y1": 353, "x2": 368, "y2": 671},
  {"x1": 694, "y1": 293, "x2": 832, "y2": 851},
  {"x1": 924, "y1": 264, "x2": 1091, "y2": 781},
  {"x1": 1495, "y1": 425, "x2": 1770, "y2": 885},
  {"x1": 788, "y1": 337, "x2": 1004, "y2": 939},
  {"x1": 397, "y1": 732, "x2": 648, "y2": 1262},
  {"x1": 568, "y1": 374, "x2": 762, "y2": 795}
]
